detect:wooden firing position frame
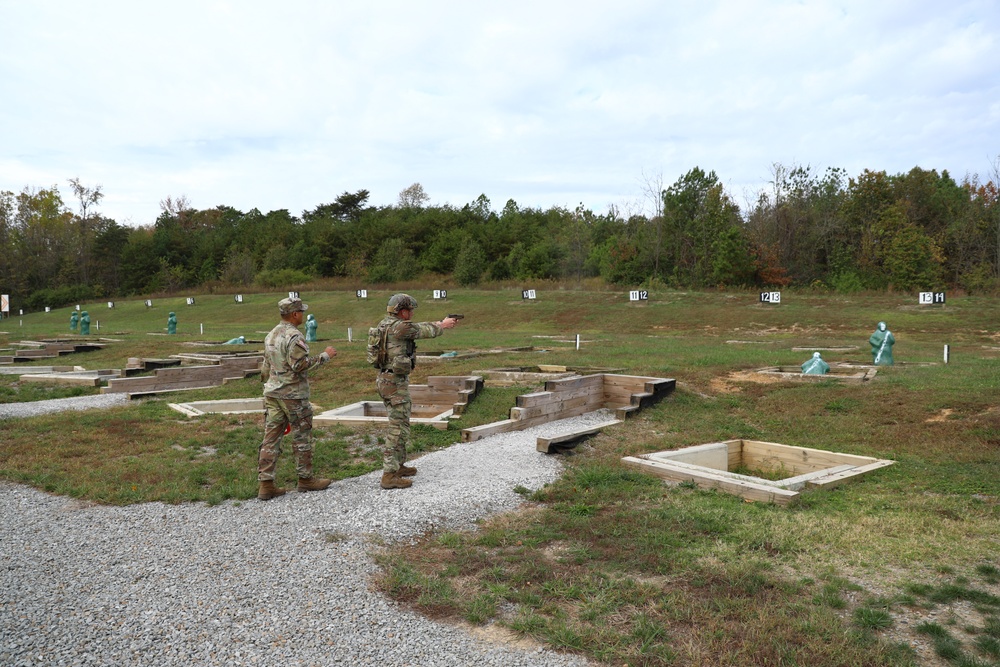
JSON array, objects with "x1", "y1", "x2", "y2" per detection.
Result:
[
  {"x1": 102, "y1": 355, "x2": 263, "y2": 398},
  {"x1": 167, "y1": 376, "x2": 485, "y2": 430},
  {"x1": 0, "y1": 340, "x2": 107, "y2": 363},
  {"x1": 754, "y1": 364, "x2": 878, "y2": 383},
  {"x1": 461, "y1": 373, "x2": 675, "y2": 451},
  {"x1": 313, "y1": 375, "x2": 483, "y2": 430},
  {"x1": 623, "y1": 439, "x2": 894, "y2": 506}
]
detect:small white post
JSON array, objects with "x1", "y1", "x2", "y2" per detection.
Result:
[
  {"x1": 348, "y1": 327, "x2": 353, "y2": 343},
  {"x1": 944, "y1": 344, "x2": 949, "y2": 364},
  {"x1": 95, "y1": 321, "x2": 99, "y2": 331},
  {"x1": 576, "y1": 334, "x2": 580, "y2": 350},
  {"x1": 200, "y1": 323, "x2": 204, "y2": 335}
]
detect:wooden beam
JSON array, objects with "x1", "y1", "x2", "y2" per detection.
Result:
[
  {"x1": 778, "y1": 464, "x2": 856, "y2": 490},
  {"x1": 462, "y1": 419, "x2": 519, "y2": 442},
  {"x1": 543, "y1": 374, "x2": 604, "y2": 391},
  {"x1": 511, "y1": 393, "x2": 604, "y2": 421},
  {"x1": 646, "y1": 442, "x2": 730, "y2": 471},
  {"x1": 622, "y1": 456, "x2": 800, "y2": 506},
  {"x1": 19, "y1": 374, "x2": 101, "y2": 387},
  {"x1": 515, "y1": 383, "x2": 603, "y2": 407},
  {"x1": 806, "y1": 459, "x2": 895, "y2": 490},
  {"x1": 536, "y1": 419, "x2": 621, "y2": 453},
  {"x1": 741, "y1": 439, "x2": 878, "y2": 476}
]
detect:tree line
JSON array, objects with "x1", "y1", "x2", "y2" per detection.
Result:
[{"x1": 2, "y1": 163, "x2": 998, "y2": 311}]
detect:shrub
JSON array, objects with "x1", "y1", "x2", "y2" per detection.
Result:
[{"x1": 255, "y1": 268, "x2": 314, "y2": 288}]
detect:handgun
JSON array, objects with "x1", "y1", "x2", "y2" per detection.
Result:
[{"x1": 447, "y1": 314, "x2": 465, "y2": 320}]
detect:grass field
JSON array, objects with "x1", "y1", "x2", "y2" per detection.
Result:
[{"x1": 2, "y1": 286, "x2": 999, "y2": 665}]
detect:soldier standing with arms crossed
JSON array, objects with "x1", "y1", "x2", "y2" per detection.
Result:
[
  {"x1": 371, "y1": 294, "x2": 458, "y2": 489},
  {"x1": 257, "y1": 296, "x2": 337, "y2": 500}
]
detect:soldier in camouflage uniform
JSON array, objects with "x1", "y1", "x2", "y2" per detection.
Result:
[
  {"x1": 373, "y1": 294, "x2": 458, "y2": 489},
  {"x1": 257, "y1": 296, "x2": 338, "y2": 500}
]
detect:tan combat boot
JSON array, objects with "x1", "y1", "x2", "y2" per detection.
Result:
[
  {"x1": 380, "y1": 471, "x2": 412, "y2": 489},
  {"x1": 398, "y1": 464, "x2": 417, "y2": 477},
  {"x1": 257, "y1": 480, "x2": 287, "y2": 500},
  {"x1": 297, "y1": 477, "x2": 332, "y2": 492}
]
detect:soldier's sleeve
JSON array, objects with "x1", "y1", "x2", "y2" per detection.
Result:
[
  {"x1": 414, "y1": 322, "x2": 444, "y2": 338},
  {"x1": 260, "y1": 354, "x2": 271, "y2": 382},
  {"x1": 289, "y1": 336, "x2": 329, "y2": 374}
]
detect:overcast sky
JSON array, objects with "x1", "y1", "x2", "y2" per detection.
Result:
[{"x1": 1, "y1": 0, "x2": 998, "y2": 225}]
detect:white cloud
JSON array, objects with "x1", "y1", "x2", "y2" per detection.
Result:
[{"x1": 1, "y1": 0, "x2": 997, "y2": 223}]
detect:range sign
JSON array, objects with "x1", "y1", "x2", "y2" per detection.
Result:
[
  {"x1": 760, "y1": 292, "x2": 781, "y2": 304},
  {"x1": 919, "y1": 292, "x2": 946, "y2": 305}
]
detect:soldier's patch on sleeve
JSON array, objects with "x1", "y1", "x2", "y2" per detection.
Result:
[{"x1": 295, "y1": 339, "x2": 310, "y2": 352}]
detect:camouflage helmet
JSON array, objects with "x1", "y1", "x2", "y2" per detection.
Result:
[{"x1": 387, "y1": 293, "x2": 418, "y2": 314}]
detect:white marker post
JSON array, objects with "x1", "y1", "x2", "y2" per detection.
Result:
[
  {"x1": 944, "y1": 344, "x2": 950, "y2": 364},
  {"x1": 348, "y1": 327, "x2": 353, "y2": 343},
  {"x1": 200, "y1": 323, "x2": 204, "y2": 335},
  {"x1": 576, "y1": 334, "x2": 581, "y2": 350}
]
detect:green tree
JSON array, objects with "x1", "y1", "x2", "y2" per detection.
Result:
[
  {"x1": 884, "y1": 223, "x2": 943, "y2": 291},
  {"x1": 303, "y1": 191, "x2": 371, "y2": 276},
  {"x1": 220, "y1": 246, "x2": 257, "y2": 286},
  {"x1": 592, "y1": 236, "x2": 647, "y2": 285},
  {"x1": 711, "y1": 226, "x2": 754, "y2": 287},
  {"x1": 368, "y1": 237, "x2": 417, "y2": 283},
  {"x1": 13, "y1": 186, "x2": 74, "y2": 295},
  {"x1": 453, "y1": 240, "x2": 487, "y2": 286},
  {"x1": 0, "y1": 190, "x2": 18, "y2": 298},
  {"x1": 660, "y1": 168, "x2": 743, "y2": 286},
  {"x1": 520, "y1": 239, "x2": 563, "y2": 279},
  {"x1": 90, "y1": 218, "x2": 129, "y2": 295},
  {"x1": 120, "y1": 228, "x2": 160, "y2": 294},
  {"x1": 68, "y1": 177, "x2": 104, "y2": 286}
]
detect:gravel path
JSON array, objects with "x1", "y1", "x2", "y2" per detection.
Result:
[
  {"x1": 0, "y1": 407, "x2": 610, "y2": 667},
  {"x1": 0, "y1": 393, "x2": 130, "y2": 419}
]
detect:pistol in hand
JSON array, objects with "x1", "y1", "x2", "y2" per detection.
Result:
[{"x1": 447, "y1": 314, "x2": 465, "y2": 320}]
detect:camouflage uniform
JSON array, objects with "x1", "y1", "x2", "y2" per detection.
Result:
[
  {"x1": 258, "y1": 301, "x2": 331, "y2": 482},
  {"x1": 374, "y1": 311, "x2": 443, "y2": 474}
]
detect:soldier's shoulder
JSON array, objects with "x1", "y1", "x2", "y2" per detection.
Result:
[
  {"x1": 385, "y1": 316, "x2": 409, "y2": 334},
  {"x1": 265, "y1": 322, "x2": 284, "y2": 341}
]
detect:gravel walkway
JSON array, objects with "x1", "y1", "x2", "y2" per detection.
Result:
[
  {"x1": 0, "y1": 407, "x2": 610, "y2": 667},
  {"x1": 0, "y1": 393, "x2": 130, "y2": 419}
]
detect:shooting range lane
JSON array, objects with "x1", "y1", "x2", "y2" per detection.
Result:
[{"x1": 0, "y1": 413, "x2": 617, "y2": 667}]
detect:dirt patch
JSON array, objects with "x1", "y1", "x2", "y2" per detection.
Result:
[
  {"x1": 541, "y1": 541, "x2": 571, "y2": 561},
  {"x1": 777, "y1": 560, "x2": 1000, "y2": 667},
  {"x1": 734, "y1": 322, "x2": 839, "y2": 336},
  {"x1": 841, "y1": 573, "x2": 999, "y2": 667},
  {"x1": 710, "y1": 370, "x2": 792, "y2": 394},
  {"x1": 461, "y1": 621, "x2": 549, "y2": 652},
  {"x1": 925, "y1": 409, "x2": 955, "y2": 423}
]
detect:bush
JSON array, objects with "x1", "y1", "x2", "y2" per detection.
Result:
[
  {"x1": 959, "y1": 263, "x2": 1000, "y2": 295},
  {"x1": 454, "y1": 241, "x2": 487, "y2": 286},
  {"x1": 828, "y1": 270, "x2": 865, "y2": 294},
  {"x1": 24, "y1": 285, "x2": 97, "y2": 311},
  {"x1": 255, "y1": 268, "x2": 314, "y2": 288},
  {"x1": 368, "y1": 238, "x2": 417, "y2": 283}
]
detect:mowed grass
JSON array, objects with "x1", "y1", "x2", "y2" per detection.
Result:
[{"x1": 2, "y1": 285, "x2": 1000, "y2": 664}]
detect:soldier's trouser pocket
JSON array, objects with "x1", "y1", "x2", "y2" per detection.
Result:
[{"x1": 376, "y1": 372, "x2": 407, "y2": 406}]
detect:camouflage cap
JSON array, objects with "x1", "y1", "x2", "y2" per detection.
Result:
[
  {"x1": 278, "y1": 297, "x2": 308, "y2": 315},
  {"x1": 387, "y1": 293, "x2": 417, "y2": 314}
]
